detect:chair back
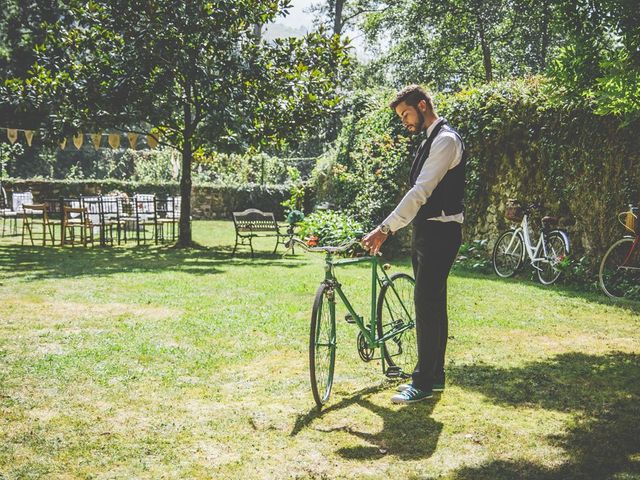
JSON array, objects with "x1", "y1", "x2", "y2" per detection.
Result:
[
  {"x1": 81, "y1": 196, "x2": 102, "y2": 224},
  {"x1": 12, "y1": 191, "x2": 34, "y2": 212},
  {"x1": 133, "y1": 193, "x2": 156, "y2": 217},
  {"x1": 168, "y1": 196, "x2": 181, "y2": 219}
]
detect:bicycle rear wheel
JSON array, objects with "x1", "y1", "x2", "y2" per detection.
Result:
[
  {"x1": 309, "y1": 283, "x2": 336, "y2": 408},
  {"x1": 599, "y1": 237, "x2": 640, "y2": 299},
  {"x1": 492, "y1": 230, "x2": 524, "y2": 278},
  {"x1": 537, "y1": 231, "x2": 569, "y2": 285},
  {"x1": 377, "y1": 273, "x2": 417, "y2": 377}
]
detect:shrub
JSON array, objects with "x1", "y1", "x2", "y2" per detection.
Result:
[{"x1": 297, "y1": 210, "x2": 364, "y2": 246}]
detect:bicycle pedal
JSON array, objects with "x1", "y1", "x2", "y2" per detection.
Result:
[
  {"x1": 344, "y1": 314, "x2": 356, "y2": 324},
  {"x1": 385, "y1": 366, "x2": 403, "y2": 378}
]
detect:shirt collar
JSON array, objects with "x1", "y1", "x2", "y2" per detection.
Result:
[{"x1": 425, "y1": 117, "x2": 444, "y2": 137}]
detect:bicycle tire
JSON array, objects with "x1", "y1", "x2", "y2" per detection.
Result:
[
  {"x1": 537, "y1": 231, "x2": 569, "y2": 285},
  {"x1": 309, "y1": 282, "x2": 337, "y2": 408},
  {"x1": 376, "y1": 273, "x2": 417, "y2": 377},
  {"x1": 599, "y1": 237, "x2": 640, "y2": 299},
  {"x1": 492, "y1": 230, "x2": 524, "y2": 278}
]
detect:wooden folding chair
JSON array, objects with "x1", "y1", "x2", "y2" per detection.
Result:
[{"x1": 21, "y1": 204, "x2": 55, "y2": 246}]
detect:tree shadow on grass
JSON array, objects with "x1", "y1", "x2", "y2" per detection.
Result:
[
  {"x1": 0, "y1": 243, "x2": 306, "y2": 281},
  {"x1": 452, "y1": 267, "x2": 640, "y2": 315},
  {"x1": 445, "y1": 352, "x2": 640, "y2": 479},
  {"x1": 290, "y1": 382, "x2": 443, "y2": 461}
]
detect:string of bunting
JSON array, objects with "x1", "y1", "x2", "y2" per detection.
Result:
[{"x1": 1, "y1": 127, "x2": 162, "y2": 150}]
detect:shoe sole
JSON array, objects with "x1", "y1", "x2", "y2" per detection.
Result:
[
  {"x1": 391, "y1": 394, "x2": 433, "y2": 404},
  {"x1": 397, "y1": 384, "x2": 445, "y2": 393}
]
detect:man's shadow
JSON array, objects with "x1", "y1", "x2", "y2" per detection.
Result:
[
  {"x1": 290, "y1": 383, "x2": 443, "y2": 461},
  {"x1": 445, "y1": 351, "x2": 640, "y2": 479}
]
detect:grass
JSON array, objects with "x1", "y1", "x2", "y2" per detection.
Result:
[{"x1": 0, "y1": 220, "x2": 639, "y2": 479}]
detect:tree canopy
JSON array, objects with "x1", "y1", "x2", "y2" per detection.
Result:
[{"x1": 2, "y1": 0, "x2": 351, "y2": 245}]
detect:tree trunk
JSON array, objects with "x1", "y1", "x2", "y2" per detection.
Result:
[
  {"x1": 253, "y1": 23, "x2": 262, "y2": 40},
  {"x1": 333, "y1": 0, "x2": 345, "y2": 35},
  {"x1": 478, "y1": 23, "x2": 493, "y2": 83},
  {"x1": 539, "y1": 0, "x2": 550, "y2": 70},
  {"x1": 178, "y1": 135, "x2": 192, "y2": 247}
]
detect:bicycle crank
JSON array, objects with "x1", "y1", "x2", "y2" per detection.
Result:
[{"x1": 357, "y1": 332, "x2": 375, "y2": 362}]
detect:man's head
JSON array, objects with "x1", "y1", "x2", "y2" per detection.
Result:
[{"x1": 389, "y1": 84, "x2": 435, "y2": 134}]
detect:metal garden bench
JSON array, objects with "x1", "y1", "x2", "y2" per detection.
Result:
[{"x1": 232, "y1": 208, "x2": 292, "y2": 257}]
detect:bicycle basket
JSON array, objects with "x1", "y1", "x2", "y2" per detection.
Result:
[
  {"x1": 505, "y1": 199, "x2": 524, "y2": 222},
  {"x1": 621, "y1": 208, "x2": 638, "y2": 234}
]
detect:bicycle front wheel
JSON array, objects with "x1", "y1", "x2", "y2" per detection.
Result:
[
  {"x1": 537, "y1": 231, "x2": 569, "y2": 285},
  {"x1": 377, "y1": 273, "x2": 417, "y2": 377},
  {"x1": 599, "y1": 237, "x2": 640, "y2": 299},
  {"x1": 309, "y1": 283, "x2": 337, "y2": 408},
  {"x1": 493, "y1": 230, "x2": 524, "y2": 278}
]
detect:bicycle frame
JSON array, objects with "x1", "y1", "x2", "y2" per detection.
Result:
[
  {"x1": 620, "y1": 235, "x2": 640, "y2": 269},
  {"x1": 321, "y1": 253, "x2": 414, "y2": 350},
  {"x1": 511, "y1": 214, "x2": 563, "y2": 269}
]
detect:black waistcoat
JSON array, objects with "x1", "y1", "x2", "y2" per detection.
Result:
[{"x1": 408, "y1": 119, "x2": 466, "y2": 223}]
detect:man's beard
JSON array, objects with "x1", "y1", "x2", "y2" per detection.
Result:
[{"x1": 410, "y1": 107, "x2": 425, "y2": 135}]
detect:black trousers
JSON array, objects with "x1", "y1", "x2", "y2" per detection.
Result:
[{"x1": 411, "y1": 220, "x2": 462, "y2": 391}]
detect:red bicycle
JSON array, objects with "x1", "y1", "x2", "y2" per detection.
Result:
[{"x1": 599, "y1": 206, "x2": 640, "y2": 299}]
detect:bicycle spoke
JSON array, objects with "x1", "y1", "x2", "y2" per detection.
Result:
[{"x1": 377, "y1": 274, "x2": 417, "y2": 377}]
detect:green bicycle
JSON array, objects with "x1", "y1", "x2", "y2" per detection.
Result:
[{"x1": 289, "y1": 238, "x2": 417, "y2": 409}]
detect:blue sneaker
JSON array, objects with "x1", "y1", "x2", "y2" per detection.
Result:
[{"x1": 391, "y1": 385, "x2": 433, "y2": 404}]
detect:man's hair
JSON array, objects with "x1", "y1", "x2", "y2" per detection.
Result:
[{"x1": 389, "y1": 84, "x2": 434, "y2": 111}]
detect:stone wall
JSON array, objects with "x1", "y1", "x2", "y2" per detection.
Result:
[{"x1": 1, "y1": 179, "x2": 313, "y2": 221}]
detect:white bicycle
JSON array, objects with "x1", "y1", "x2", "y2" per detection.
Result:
[{"x1": 492, "y1": 201, "x2": 570, "y2": 285}]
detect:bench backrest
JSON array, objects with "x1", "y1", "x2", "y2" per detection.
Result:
[{"x1": 233, "y1": 208, "x2": 278, "y2": 232}]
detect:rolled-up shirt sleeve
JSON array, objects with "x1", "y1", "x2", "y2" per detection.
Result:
[{"x1": 383, "y1": 134, "x2": 459, "y2": 232}]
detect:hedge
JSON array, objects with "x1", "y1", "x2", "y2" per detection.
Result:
[
  {"x1": 1, "y1": 178, "x2": 314, "y2": 221},
  {"x1": 317, "y1": 78, "x2": 640, "y2": 265}
]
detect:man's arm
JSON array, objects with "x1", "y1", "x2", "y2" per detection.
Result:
[
  {"x1": 382, "y1": 133, "x2": 460, "y2": 232},
  {"x1": 362, "y1": 133, "x2": 461, "y2": 254}
]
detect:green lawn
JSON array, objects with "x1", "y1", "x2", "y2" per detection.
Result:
[{"x1": 1, "y1": 220, "x2": 639, "y2": 479}]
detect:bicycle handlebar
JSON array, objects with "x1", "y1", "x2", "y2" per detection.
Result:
[{"x1": 286, "y1": 237, "x2": 362, "y2": 254}]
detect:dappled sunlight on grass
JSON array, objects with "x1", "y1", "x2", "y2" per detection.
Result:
[{"x1": 0, "y1": 221, "x2": 638, "y2": 478}]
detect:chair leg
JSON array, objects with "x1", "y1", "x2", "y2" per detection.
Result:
[
  {"x1": 273, "y1": 235, "x2": 279, "y2": 255},
  {"x1": 233, "y1": 234, "x2": 239, "y2": 256},
  {"x1": 249, "y1": 237, "x2": 254, "y2": 259},
  {"x1": 22, "y1": 216, "x2": 34, "y2": 246}
]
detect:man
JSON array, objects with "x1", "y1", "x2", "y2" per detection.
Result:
[{"x1": 362, "y1": 84, "x2": 465, "y2": 404}]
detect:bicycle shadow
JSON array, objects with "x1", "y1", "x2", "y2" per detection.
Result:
[{"x1": 290, "y1": 383, "x2": 443, "y2": 461}]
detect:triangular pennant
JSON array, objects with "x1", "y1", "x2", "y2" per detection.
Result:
[
  {"x1": 7, "y1": 129, "x2": 18, "y2": 144},
  {"x1": 108, "y1": 133, "x2": 121, "y2": 149},
  {"x1": 24, "y1": 130, "x2": 35, "y2": 146},
  {"x1": 60, "y1": 137, "x2": 67, "y2": 150},
  {"x1": 147, "y1": 134, "x2": 158, "y2": 149},
  {"x1": 127, "y1": 132, "x2": 138, "y2": 149},
  {"x1": 73, "y1": 133, "x2": 84, "y2": 150},
  {"x1": 91, "y1": 133, "x2": 102, "y2": 149}
]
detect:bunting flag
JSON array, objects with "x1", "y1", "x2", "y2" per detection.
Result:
[
  {"x1": 147, "y1": 133, "x2": 159, "y2": 149},
  {"x1": 24, "y1": 130, "x2": 35, "y2": 146},
  {"x1": 127, "y1": 132, "x2": 138, "y2": 149},
  {"x1": 1, "y1": 127, "x2": 160, "y2": 151},
  {"x1": 108, "y1": 133, "x2": 121, "y2": 149},
  {"x1": 7, "y1": 129, "x2": 18, "y2": 144},
  {"x1": 91, "y1": 133, "x2": 102, "y2": 149},
  {"x1": 73, "y1": 133, "x2": 84, "y2": 150}
]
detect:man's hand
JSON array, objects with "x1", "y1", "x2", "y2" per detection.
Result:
[{"x1": 362, "y1": 226, "x2": 388, "y2": 255}]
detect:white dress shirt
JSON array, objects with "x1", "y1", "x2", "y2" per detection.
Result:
[{"x1": 382, "y1": 118, "x2": 464, "y2": 233}]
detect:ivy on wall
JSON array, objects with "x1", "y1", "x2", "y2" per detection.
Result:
[{"x1": 318, "y1": 77, "x2": 640, "y2": 263}]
